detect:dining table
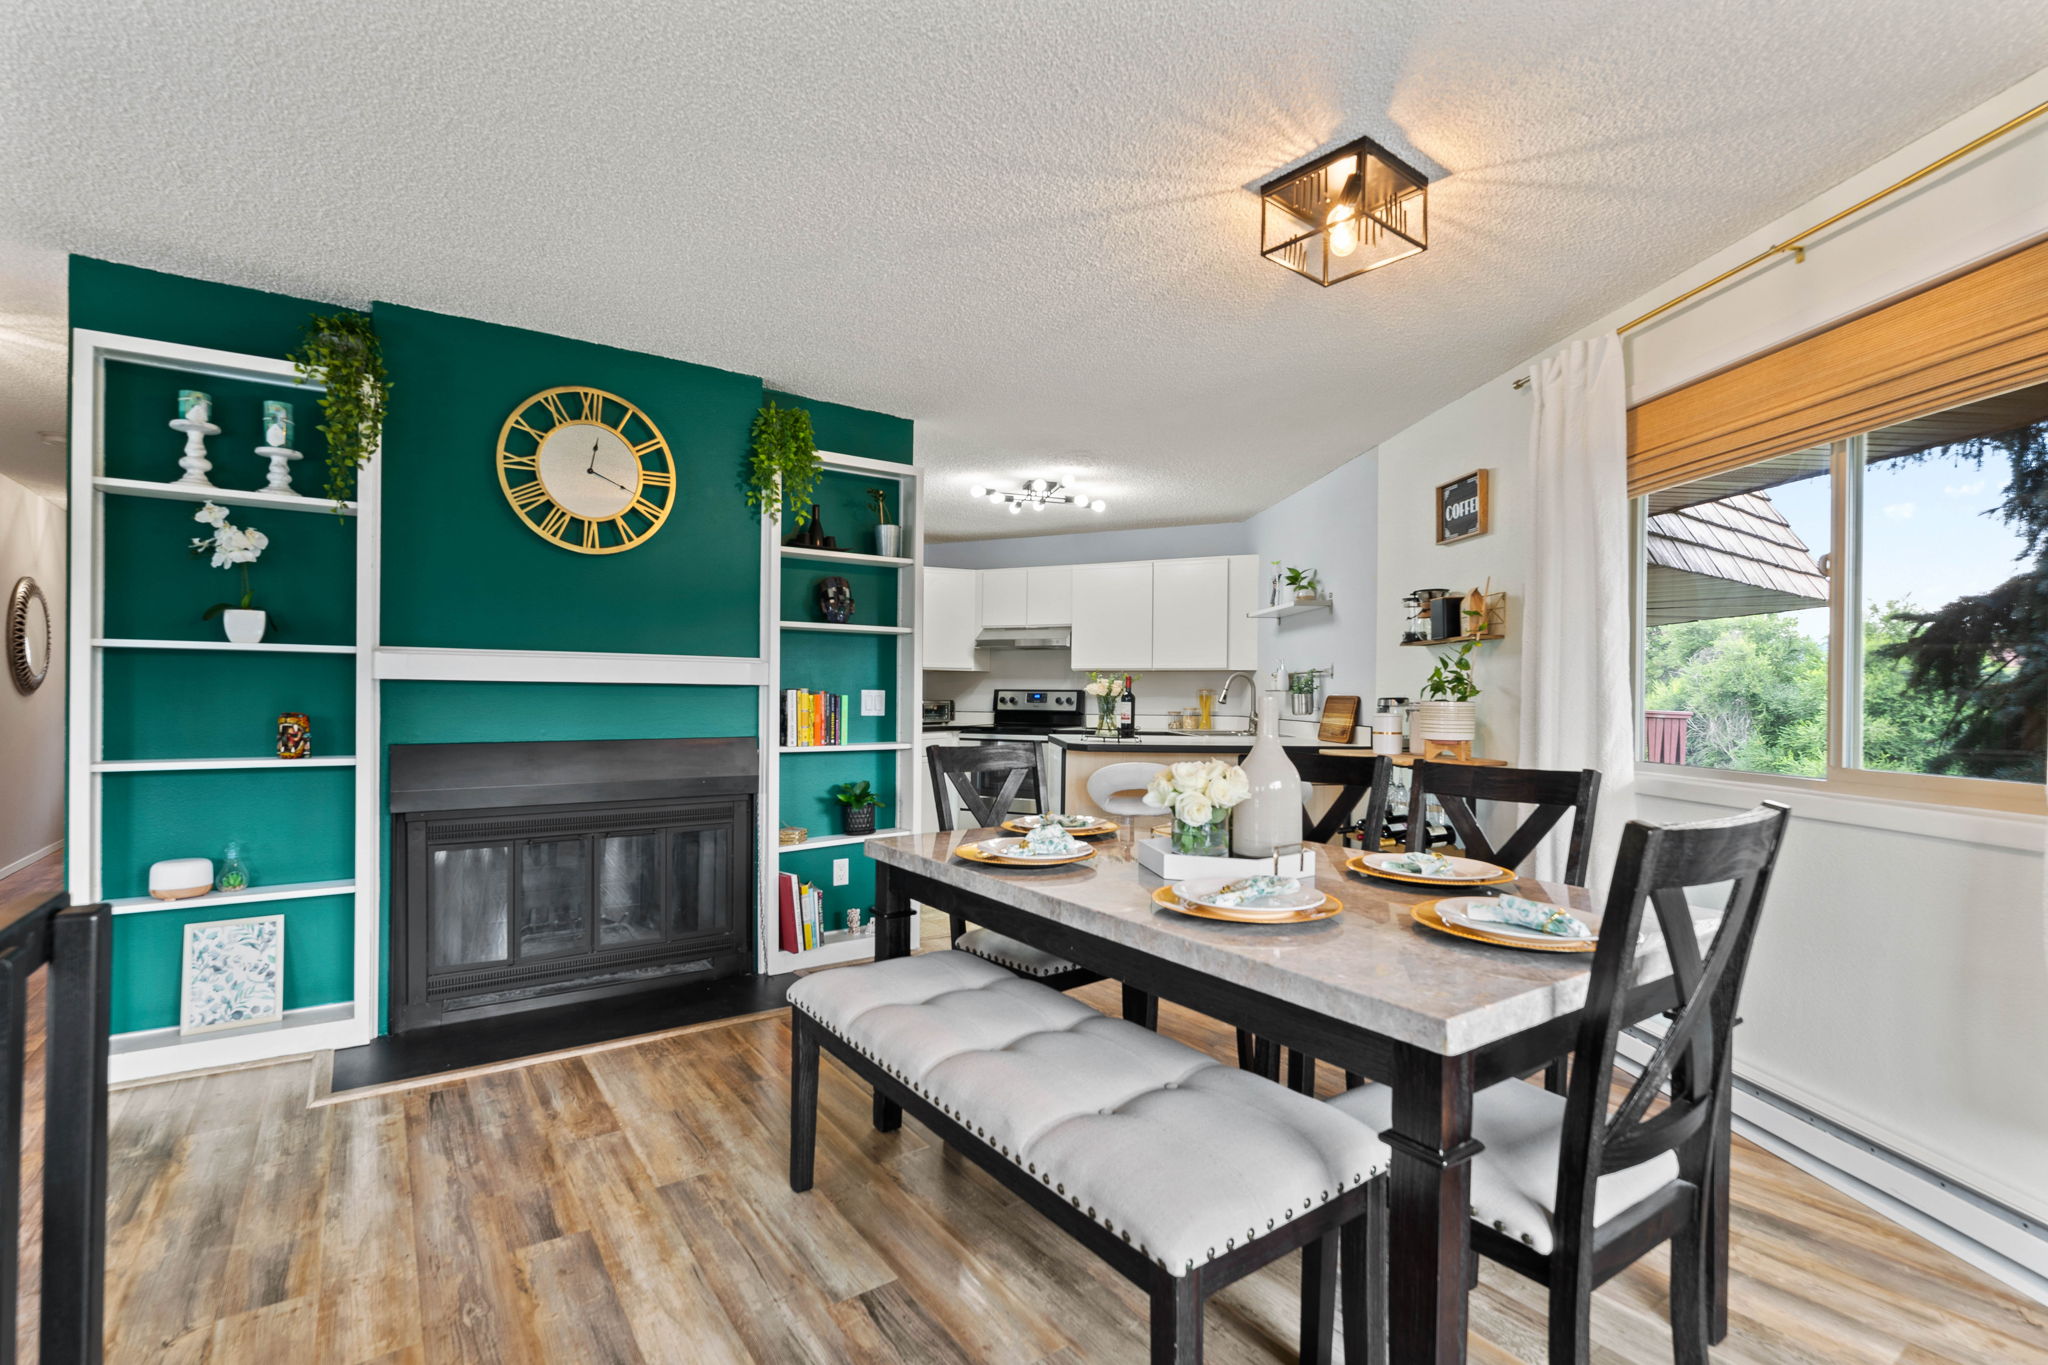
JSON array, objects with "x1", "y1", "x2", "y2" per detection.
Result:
[{"x1": 863, "y1": 828, "x2": 1730, "y2": 1365}]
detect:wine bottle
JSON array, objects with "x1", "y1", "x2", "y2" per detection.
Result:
[{"x1": 1116, "y1": 675, "x2": 1137, "y2": 738}]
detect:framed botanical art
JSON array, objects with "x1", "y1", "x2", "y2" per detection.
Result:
[
  {"x1": 180, "y1": 914, "x2": 285, "y2": 1035},
  {"x1": 1435, "y1": 469, "x2": 1490, "y2": 544}
]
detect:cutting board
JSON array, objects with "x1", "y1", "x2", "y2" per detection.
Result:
[{"x1": 1317, "y1": 695, "x2": 1361, "y2": 743}]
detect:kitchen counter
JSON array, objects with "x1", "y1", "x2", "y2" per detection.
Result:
[{"x1": 1048, "y1": 730, "x2": 1254, "y2": 751}]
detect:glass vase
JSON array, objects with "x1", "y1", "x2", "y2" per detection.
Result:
[
  {"x1": 1095, "y1": 699, "x2": 1119, "y2": 736},
  {"x1": 1171, "y1": 812, "x2": 1230, "y2": 857}
]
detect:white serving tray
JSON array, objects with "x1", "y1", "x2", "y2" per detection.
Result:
[{"x1": 1135, "y1": 837, "x2": 1319, "y2": 883}]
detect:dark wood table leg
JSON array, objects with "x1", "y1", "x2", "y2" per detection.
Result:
[
  {"x1": 1710, "y1": 1076, "x2": 1732, "y2": 1342},
  {"x1": 870, "y1": 862, "x2": 913, "y2": 1133},
  {"x1": 1384, "y1": 1046, "x2": 1479, "y2": 1365},
  {"x1": 1121, "y1": 983, "x2": 1159, "y2": 1029}
]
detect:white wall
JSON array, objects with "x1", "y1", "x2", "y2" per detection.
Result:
[
  {"x1": 1366, "y1": 70, "x2": 2048, "y2": 1222},
  {"x1": 0, "y1": 470, "x2": 64, "y2": 875},
  {"x1": 1246, "y1": 452, "x2": 1379, "y2": 714},
  {"x1": 926, "y1": 518, "x2": 1251, "y2": 569}
]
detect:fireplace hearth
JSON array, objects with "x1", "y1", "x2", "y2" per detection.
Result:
[{"x1": 389, "y1": 737, "x2": 756, "y2": 1034}]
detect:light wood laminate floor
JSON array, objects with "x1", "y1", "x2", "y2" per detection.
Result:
[{"x1": 96, "y1": 976, "x2": 2047, "y2": 1363}]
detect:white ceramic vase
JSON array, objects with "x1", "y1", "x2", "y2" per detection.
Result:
[
  {"x1": 875, "y1": 524, "x2": 902, "y2": 558},
  {"x1": 222, "y1": 609, "x2": 268, "y2": 644},
  {"x1": 1231, "y1": 694, "x2": 1303, "y2": 858},
  {"x1": 1413, "y1": 700, "x2": 1477, "y2": 741}
]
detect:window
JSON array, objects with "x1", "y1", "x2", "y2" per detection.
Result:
[{"x1": 1638, "y1": 382, "x2": 2048, "y2": 806}]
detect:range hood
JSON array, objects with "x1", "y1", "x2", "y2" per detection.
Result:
[{"x1": 973, "y1": 626, "x2": 1072, "y2": 651}]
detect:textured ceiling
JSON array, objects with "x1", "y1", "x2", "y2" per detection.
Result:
[{"x1": 2, "y1": 3, "x2": 2044, "y2": 531}]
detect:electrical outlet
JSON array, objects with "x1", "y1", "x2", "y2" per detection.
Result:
[
  {"x1": 860, "y1": 689, "x2": 887, "y2": 716},
  {"x1": 832, "y1": 857, "x2": 850, "y2": 886}
]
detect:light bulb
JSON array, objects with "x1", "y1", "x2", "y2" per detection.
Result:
[
  {"x1": 1091, "y1": 499, "x2": 1106, "y2": 512},
  {"x1": 1009, "y1": 502, "x2": 1022, "y2": 514},
  {"x1": 1029, "y1": 477, "x2": 1049, "y2": 492},
  {"x1": 969, "y1": 484, "x2": 986, "y2": 499},
  {"x1": 1031, "y1": 500, "x2": 1044, "y2": 511},
  {"x1": 1326, "y1": 171, "x2": 1362, "y2": 259},
  {"x1": 987, "y1": 490, "x2": 1005, "y2": 504}
]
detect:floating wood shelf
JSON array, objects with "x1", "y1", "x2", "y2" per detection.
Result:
[
  {"x1": 1246, "y1": 598, "x2": 1332, "y2": 620},
  {"x1": 1400, "y1": 632, "x2": 1505, "y2": 647},
  {"x1": 1399, "y1": 591, "x2": 1508, "y2": 646}
]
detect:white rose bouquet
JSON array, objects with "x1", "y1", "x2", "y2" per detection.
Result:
[
  {"x1": 1143, "y1": 759, "x2": 1251, "y2": 856},
  {"x1": 190, "y1": 502, "x2": 272, "y2": 625},
  {"x1": 1085, "y1": 671, "x2": 1132, "y2": 733}
]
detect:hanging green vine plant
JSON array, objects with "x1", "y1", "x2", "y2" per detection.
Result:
[
  {"x1": 288, "y1": 310, "x2": 390, "y2": 506},
  {"x1": 746, "y1": 398, "x2": 822, "y2": 525}
]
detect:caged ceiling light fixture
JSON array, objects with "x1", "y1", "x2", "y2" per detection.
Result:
[
  {"x1": 968, "y1": 478, "x2": 1106, "y2": 516},
  {"x1": 1258, "y1": 134, "x2": 1428, "y2": 287}
]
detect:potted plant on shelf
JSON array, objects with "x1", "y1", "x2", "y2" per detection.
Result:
[
  {"x1": 746, "y1": 399, "x2": 822, "y2": 527},
  {"x1": 1415, "y1": 640, "x2": 1480, "y2": 749},
  {"x1": 1141, "y1": 760, "x2": 1251, "y2": 857},
  {"x1": 1283, "y1": 566, "x2": 1322, "y2": 604},
  {"x1": 288, "y1": 311, "x2": 388, "y2": 507},
  {"x1": 190, "y1": 502, "x2": 275, "y2": 643},
  {"x1": 832, "y1": 780, "x2": 886, "y2": 836},
  {"x1": 867, "y1": 487, "x2": 901, "y2": 558}
]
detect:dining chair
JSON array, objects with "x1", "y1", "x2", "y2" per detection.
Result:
[
  {"x1": 1310, "y1": 802, "x2": 1792, "y2": 1365},
  {"x1": 926, "y1": 743, "x2": 1109, "y2": 998},
  {"x1": 1406, "y1": 760, "x2": 1602, "y2": 1094}
]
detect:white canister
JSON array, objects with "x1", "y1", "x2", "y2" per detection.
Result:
[
  {"x1": 1231, "y1": 694, "x2": 1303, "y2": 858},
  {"x1": 149, "y1": 857, "x2": 215, "y2": 900},
  {"x1": 1372, "y1": 705, "x2": 1402, "y2": 756}
]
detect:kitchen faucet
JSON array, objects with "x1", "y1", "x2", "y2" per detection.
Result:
[{"x1": 1215, "y1": 673, "x2": 1258, "y2": 734}]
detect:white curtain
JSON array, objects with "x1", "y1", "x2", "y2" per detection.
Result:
[{"x1": 1520, "y1": 336, "x2": 1635, "y2": 886}]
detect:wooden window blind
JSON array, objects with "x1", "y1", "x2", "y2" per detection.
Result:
[{"x1": 1627, "y1": 237, "x2": 2048, "y2": 497}]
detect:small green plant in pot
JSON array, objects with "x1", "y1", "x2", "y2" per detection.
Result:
[
  {"x1": 288, "y1": 311, "x2": 389, "y2": 508},
  {"x1": 1282, "y1": 566, "x2": 1321, "y2": 602},
  {"x1": 1415, "y1": 641, "x2": 1481, "y2": 747},
  {"x1": 832, "y1": 780, "x2": 886, "y2": 835},
  {"x1": 746, "y1": 399, "x2": 822, "y2": 526}
]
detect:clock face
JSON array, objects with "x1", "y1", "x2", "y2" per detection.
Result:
[{"x1": 496, "y1": 387, "x2": 676, "y2": 554}]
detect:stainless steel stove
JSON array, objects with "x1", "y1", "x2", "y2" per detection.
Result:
[{"x1": 952, "y1": 690, "x2": 1087, "y2": 816}]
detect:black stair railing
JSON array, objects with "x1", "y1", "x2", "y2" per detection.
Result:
[{"x1": 1, "y1": 893, "x2": 109, "y2": 1365}]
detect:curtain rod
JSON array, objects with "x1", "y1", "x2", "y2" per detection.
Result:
[{"x1": 1511, "y1": 97, "x2": 2048, "y2": 391}]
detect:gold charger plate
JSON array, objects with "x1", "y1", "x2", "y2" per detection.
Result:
[
  {"x1": 1151, "y1": 884, "x2": 1342, "y2": 924},
  {"x1": 1345, "y1": 853, "x2": 1516, "y2": 888},
  {"x1": 955, "y1": 840, "x2": 1098, "y2": 868},
  {"x1": 1410, "y1": 900, "x2": 1596, "y2": 953},
  {"x1": 1001, "y1": 818, "x2": 1118, "y2": 838}
]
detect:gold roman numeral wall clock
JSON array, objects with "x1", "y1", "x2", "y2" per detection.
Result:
[{"x1": 496, "y1": 386, "x2": 678, "y2": 554}]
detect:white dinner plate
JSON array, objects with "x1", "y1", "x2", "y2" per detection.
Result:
[
  {"x1": 1359, "y1": 851, "x2": 1508, "y2": 883},
  {"x1": 1172, "y1": 878, "x2": 1327, "y2": 914},
  {"x1": 1435, "y1": 896, "x2": 1596, "y2": 946},
  {"x1": 978, "y1": 837, "x2": 1085, "y2": 861}
]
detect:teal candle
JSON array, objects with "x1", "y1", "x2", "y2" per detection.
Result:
[
  {"x1": 177, "y1": 389, "x2": 212, "y2": 422},
  {"x1": 262, "y1": 400, "x2": 293, "y2": 448}
]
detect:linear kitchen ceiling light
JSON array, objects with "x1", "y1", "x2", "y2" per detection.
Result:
[
  {"x1": 1259, "y1": 135, "x2": 1428, "y2": 287},
  {"x1": 969, "y1": 478, "x2": 1105, "y2": 515}
]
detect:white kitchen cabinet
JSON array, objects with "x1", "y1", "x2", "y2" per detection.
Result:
[
  {"x1": 1025, "y1": 566, "x2": 1073, "y2": 626},
  {"x1": 922, "y1": 568, "x2": 984, "y2": 670},
  {"x1": 1226, "y1": 554, "x2": 1258, "y2": 669},
  {"x1": 1151, "y1": 557, "x2": 1231, "y2": 669},
  {"x1": 980, "y1": 568, "x2": 1029, "y2": 627},
  {"x1": 1070, "y1": 562, "x2": 1154, "y2": 669}
]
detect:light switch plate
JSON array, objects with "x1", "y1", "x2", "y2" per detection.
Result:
[
  {"x1": 832, "y1": 857, "x2": 850, "y2": 886},
  {"x1": 860, "y1": 689, "x2": 887, "y2": 716}
]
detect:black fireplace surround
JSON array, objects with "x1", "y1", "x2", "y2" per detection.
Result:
[{"x1": 388, "y1": 737, "x2": 756, "y2": 1034}]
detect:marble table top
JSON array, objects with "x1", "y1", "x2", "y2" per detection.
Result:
[{"x1": 869, "y1": 830, "x2": 1695, "y2": 1056}]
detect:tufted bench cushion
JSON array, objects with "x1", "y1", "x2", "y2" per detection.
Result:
[
  {"x1": 953, "y1": 927, "x2": 1081, "y2": 978},
  {"x1": 788, "y1": 950, "x2": 1388, "y2": 1276}
]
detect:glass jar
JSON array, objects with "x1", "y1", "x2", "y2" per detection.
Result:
[
  {"x1": 217, "y1": 841, "x2": 251, "y2": 893},
  {"x1": 1171, "y1": 811, "x2": 1230, "y2": 857}
]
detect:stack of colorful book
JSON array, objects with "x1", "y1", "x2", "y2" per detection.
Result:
[
  {"x1": 780, "y1": 689, "x2": 853, "y2": 746},
  {"x1": 777, "y1": 870, "x2": 830, "y2": 951}
]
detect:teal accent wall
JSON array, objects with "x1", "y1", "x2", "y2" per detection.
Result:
[
  {"x1": 71, "y1": 257, "x2": 333, "y2": 357},
  {"x1": 101, "y1": 359, "x2": 332, "y2": 486},
  {"x1": 110, "y1": 895, "x2": 354, "y2": 1035},
  {"x1": 780, "y1": 560, "x2": 901, "y2": 627},
  {"x1": 100, "y1": 767, "x2": 355, "y2": 901},
  {"x1": 777, "y1": 845, "x2": 877, "y2": 938},
  {"x1": 375, "y1": 303, "x2": 763, "y2": 655},
  {"x1": 101, "y1": 497, "x2": 357, "y2": 646},
  {"x1": 766, "y1": 390, "x2": 913, "y2": 465},
  {"x1": 102, "y1": 650, "x2": 355, "y2": 760}
]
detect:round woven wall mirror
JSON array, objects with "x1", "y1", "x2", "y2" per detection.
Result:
[{"x1": 7, "y1": 577, "x2": 50, "y2": 694}]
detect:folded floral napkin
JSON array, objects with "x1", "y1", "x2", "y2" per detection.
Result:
[
  {"x1": 1202, "y1": 874, "x2": 1301, "y2": 908},
  {"x1": 1029, "y1": 812, "x2": 1101, "y2": 830},
  {"x1": 1462, "y1": 895, "x2": 1592, "y2": 939},
  {"x1": 1020, "y1": 823, "x2": 1085, "y2": 856},
  {"x1": 1379, "y1": 851, "x2": 1459, "y2": 878}
]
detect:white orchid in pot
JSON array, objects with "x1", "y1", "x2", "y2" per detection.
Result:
[
  {"x1": 1144, "y1": 759, "x2": 1252, "y2": 857},
  {"x1": 190, "y1": 503, "x2": 274, "y2": 643}
]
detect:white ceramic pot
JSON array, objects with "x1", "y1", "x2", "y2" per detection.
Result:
[
  {"x1": 1230, "y1": 695, "x2": 1304, "y2": 858},
  {"x1": 875, "y1": 524, "x2": 902, "y2": 558},
  {"x1": 222, "y1": 609, "x2": 268, "y2": 644},
  {"x1": 1413, "y1": 700, "x2": 1477, "y2": 741}
]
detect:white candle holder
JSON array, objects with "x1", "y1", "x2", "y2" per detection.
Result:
[
  {"x1": 253, "y1": 445, "x2": 303, "y2": 495},
  {"x1": 169, "y1": 417, "x2": 221, "y2": 487}
]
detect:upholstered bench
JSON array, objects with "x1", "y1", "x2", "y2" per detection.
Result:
[{"x1": 788, "y1": 950, "x2": 1390, "y2": 1363}]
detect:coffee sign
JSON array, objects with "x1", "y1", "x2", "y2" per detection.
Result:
[{"x1": 1436, "y1": 469, "x2": 1490, "y2": 544}]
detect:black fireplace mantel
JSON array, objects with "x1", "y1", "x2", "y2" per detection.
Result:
[{"x1": 389, "y1": 736, "x2": 757, "y2": 813}]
